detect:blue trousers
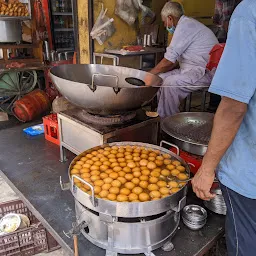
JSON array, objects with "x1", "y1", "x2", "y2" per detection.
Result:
[{"x1": 220, "y1": 183, "x2": 256, "y2": 256}]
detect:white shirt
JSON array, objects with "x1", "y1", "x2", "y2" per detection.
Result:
[{"x1": 165, "y1": 15, "x2": 218, "y2": 82}]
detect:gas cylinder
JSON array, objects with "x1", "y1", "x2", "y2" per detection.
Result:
[{"x1": 13, "y1": 89, "x2": 51, "y2": 122}]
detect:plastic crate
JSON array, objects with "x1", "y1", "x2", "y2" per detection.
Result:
[
  {"x1": 0, "y1": 200, "x2": 60, "y2": 256},
  {"x1": 42, "y1": 114, "x2": 60, "y2": 146}
]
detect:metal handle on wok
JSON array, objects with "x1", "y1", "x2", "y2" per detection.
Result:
[
  {"x1": 71, "y1": 175, "x2": 97, "y2": 207},
  {"x1": 91, "y1": 73, "x2": 119, "y2": 93},
  {"x1": 160, "y1": 140, "x2": 180, "y2": 156},
  {"x1": 171, "y1": 196, "x2": 187, "y2": 213},
  {"x1": 187, "y1": 162, "x2": 195, "y2": 168}
]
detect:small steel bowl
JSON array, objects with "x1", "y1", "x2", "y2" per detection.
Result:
[
  {"x1": 204, "y1": 188, "x2": 227, "y2": 215},
  {"x1": 182, "y1": 205, "x2": 207, "y2": 230}
]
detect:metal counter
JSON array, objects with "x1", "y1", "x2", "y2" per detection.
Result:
[
  {"x1": 58, "y1": 109, "x2": 160, "y2": 162},
  {"x1": 0, "y1": 123, "x2": 225, "y2": 256}
]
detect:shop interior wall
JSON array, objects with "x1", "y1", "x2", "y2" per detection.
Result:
[
  {"x1": 92, "y1": 0, "x2": 167, "y2": 68},
  {"x1": 78, "y1": 0, "x2": 215, "y2": 65}
]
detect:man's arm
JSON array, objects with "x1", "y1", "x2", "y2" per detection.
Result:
[
  {"x1": 191, "y1": 97, "x2": 247, "y2": 200},
  {"x1": 150, "y1": 58, "x2": 177, "y2": 75}
]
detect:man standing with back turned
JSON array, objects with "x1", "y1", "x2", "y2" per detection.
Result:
[{"x1": 192, "y1": 1, "x2": 256, "y2": 255}]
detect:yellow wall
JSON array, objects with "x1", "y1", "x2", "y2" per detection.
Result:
[
  {"x1": 93, "y1": 0, "x2": 137, "y2": 53},
  {"x1": 77, "y1": 0, "x2": 90, "y2": 64},
  {"x1": 174, "y1": 0, "x2": 215, "y2": 24},
  {"x1": 181, "y1": 0, "x2": 215, "y2": 17},
  {"x1": 93, "y1": 0, "x2": 215, "y2": 52},
  {"x1": 92, "y1": 0, "x2": 166, "y2": 68},
  {"x1": 93, "y1": 0, "x2": 167, "y2": 53},
  {"x1": 78, "y1": 0, "x2": 215, "y2": 64}
]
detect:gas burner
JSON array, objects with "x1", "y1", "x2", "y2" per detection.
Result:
[
  {"x1": 77, "y1": 110, "x2": 137, "y2": 126},
  {"x1": 169, "y1": 148, "x2": 202, "y2": 175},
  {"x1": 58, "y1": 108, "x2": 160, "y2": 162}
]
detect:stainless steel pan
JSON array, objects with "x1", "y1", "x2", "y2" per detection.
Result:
[
  {"x1": 161, "y1": 112, "x2": 214, "y2": 156},
  {"x1": 50, "y1": 64, "x2": 162, "y2": 116},
  {"x1": 68, "y1": 142, "x2": 190, "y2": 218}
]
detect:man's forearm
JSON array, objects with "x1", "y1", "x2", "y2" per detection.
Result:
[
  {"x1": 201, "y1": 97, "x2": 247, "y2": 173},
  {"x1": 150, "y1": 58, "x2": 175, "y2": 75}
]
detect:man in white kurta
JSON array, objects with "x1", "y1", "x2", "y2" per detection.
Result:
[{"x1": 150, "y1": 2, "x2": 218, "y2": 117}]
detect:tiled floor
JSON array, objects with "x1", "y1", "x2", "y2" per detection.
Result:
[{"x1": 0, "y1": 175, "x2": 68, "y2": 256}]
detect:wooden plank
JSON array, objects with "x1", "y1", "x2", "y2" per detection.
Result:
[
  {"x1": 30, "y1": 0, "x2": 43, "y2": 62},
  {"x1": 0, "y1": 58, "x2": 42, "y2": 64},
  {"x1": 77, "y1": 0, "x2": 90, "y2": 64},
  {"x1": 42, "y1": 0, "x2": 54, "y2": 50},
  {"x1": 0, "y1": 44, "x2": 38, "y2": 49},
  {"x1": 2, "y1": 49, "x2": 8, "y2": 61}
]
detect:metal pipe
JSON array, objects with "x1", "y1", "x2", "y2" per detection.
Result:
[{"x1": 88, "y1": 0, "x2": 94, "y2": 63}]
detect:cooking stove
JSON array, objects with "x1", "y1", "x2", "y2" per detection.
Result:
[
  {"x1": 58, "y1": 108, "x2": 160, "y2": 162},
  {"x1": 78, "y1": 110, "x2": 137, "y2": 126},
  {"x1": 169, "y1": 147, "x2": 202, "y2": 175},
  {"x1": 65, "y1": 142, "x2": 188, "y2": 256}
]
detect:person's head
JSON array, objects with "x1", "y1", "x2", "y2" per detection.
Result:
[{"x1": 161, "y1": 1, "x2": 184, "y2": 30}]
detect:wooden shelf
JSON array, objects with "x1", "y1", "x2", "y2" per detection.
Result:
[
  {"x1": 56, "y1": 47, "x2": 74, "y2": 51},
  {"x1": 0, "y1": 44, "x2": 39, "y2": 49},
  {"x1": 53, "y1": 12, "x2": 73, "y2": 16},
  {"x1": 0, "y1": 58, "x2": 42, "y2": 64},
  {"x1": 54, "y1": 28, "x2": 74, "y2": 32}
]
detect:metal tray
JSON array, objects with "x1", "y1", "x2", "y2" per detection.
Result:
[
  {"x1": 68, "y1": 142, "x2": 190, "y2": 218},
  {"x1": 104, "y1": 48, "x2": 165, "y2": 56},
  {"x1": 161, "y1": 112, "x2": 214, "y2": 156},
  {"x1": 0, "y1": 15, "x2": 31, "y2": 21}
]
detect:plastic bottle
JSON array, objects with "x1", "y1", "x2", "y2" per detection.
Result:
[
  {"x1": 60, "y1": 0, "x2": 65, "y2": 12},
  {"x1": 69, "y1": 33, "x2": 74, "y2": 49},
  {"x1": 55, "y1": 0, "x2": 59, "y2": 12},
  {"x1": 64, "y1": 34, "x2": 69, "y2": 48}
]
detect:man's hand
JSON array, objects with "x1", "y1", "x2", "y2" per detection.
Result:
[
  {"x1": 191, "y1": 97, "x2": 247, "y2": 201},
  {"x1": 191, "y1": 166, "x2": 216, "y2": 201}
]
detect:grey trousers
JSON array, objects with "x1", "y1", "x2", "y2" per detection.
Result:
[{"x1": 157, "y1": 69, "x2": 212, "y2": 118}]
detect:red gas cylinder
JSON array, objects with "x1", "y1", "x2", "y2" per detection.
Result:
[{"x1": 13, "y1": 89, "x2": 51, "y2": 122}]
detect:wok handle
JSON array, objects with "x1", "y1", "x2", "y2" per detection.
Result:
[
  {"x1": 171, "y1": 196, "x2": 186, "y2": 212},
  {"x1": 187, "y1": 162, "x2": 195, "y2": 168},
  {"x1": 93, "y1": 53, "x2": 119, "y2": 65},
  {"x1": 91, "y1": 73, "x2": 119, "y2": 91},
  {"x1": 71, "y1": 175, "x2": 97, "y2": 207},
  {"x1": 160, "y1": 140, "x2": 180, "y2": 156}
]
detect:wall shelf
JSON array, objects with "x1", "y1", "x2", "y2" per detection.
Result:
[
  {"x1": 54, "y1": 28, "x2": 74, "y2": 32},
  {"x1": 52, "y1": 12, "x2": 73, "y2": 16}
]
